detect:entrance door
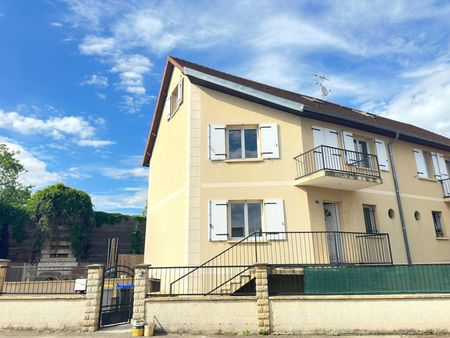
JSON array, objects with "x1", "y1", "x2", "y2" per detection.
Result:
[
  {"x1": 323, "y1": 203, "x2": 342, "y2": 264},
  {"x1": 99, "y1": 265, "x2": 134, "y2": 328}
]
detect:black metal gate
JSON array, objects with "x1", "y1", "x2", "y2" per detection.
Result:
[{"x1": 99, "y1": 265, "x2": 134, "y2": 328}]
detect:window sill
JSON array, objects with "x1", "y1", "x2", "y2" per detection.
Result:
[
  {"x1": 417, "y1": 176, "x2": 437, "y2": 182},
  {"x1": 227, "y1": 238, "x2": 269, "y2": 244},
  {"x1": 225, "y1": 158, "x2": 264, "y2": 163},
  {"x1": 435, "y1": 237, "x2": 449, "y2": 241}
]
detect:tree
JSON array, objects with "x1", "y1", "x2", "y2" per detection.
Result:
[
  {"x1": 0, "y1": 144, "x2": 31, "y2": 205},
  {"x1": 0, "y1": 144, "x2": 30, "y2": 258},
  {"x1": 27, "y1": 183, "x2": 96, "y2": 258}
]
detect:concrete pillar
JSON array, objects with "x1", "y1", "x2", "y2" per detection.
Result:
[
  {"x1": 255, "y1": 263, "x2": 270, "y2": 334},
  {"x1": 0, "y1": 259, "x2": 10, "y2": 293},
  {"x1": 132, "y1": 264, "x2": 150, "y2": 323},
  {"x1": 83, "y1": 264, "x2": 104, "y2": 332}
]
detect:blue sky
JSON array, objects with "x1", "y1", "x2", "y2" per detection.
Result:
[{"x1": 0, "y1": 1, "x2": 449, "y2": 214}]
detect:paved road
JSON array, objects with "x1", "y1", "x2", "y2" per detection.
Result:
[{"x1": 2, "y1": 325, "x2": 450, "y2": 338}]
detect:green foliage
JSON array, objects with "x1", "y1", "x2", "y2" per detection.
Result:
[
  {"x1": 94, "y1": 211, "x2": 146, "y2": 227},
  {"x1": 94, "y1": 211, "x2": 126, "y2": 227},
  {"x1": 131, "y1": 226, "x2": 143, "y2": 254},
  {"x1": 0, "y1": 145, "x2": 30, "y2": 258},
  {"x1": 0, "y1": 144, "x2": 31, "y2": 205},
  {"x1": 0, "y1": 202, "x2": 28, "y2": 258},
  {"x1": 27, "y1": 183, "x2": 95, "y2": 258}
]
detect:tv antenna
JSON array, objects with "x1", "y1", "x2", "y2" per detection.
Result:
[{"x1": 314, "y1": 74, "x2": 331, "y2": 99}]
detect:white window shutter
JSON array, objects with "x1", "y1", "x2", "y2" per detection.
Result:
[
  {"x1": 413, "y1": 149, "x2": 428, "y2": 178},
  {"x1": 437, "y1": 153, "x2": 449, "y2": 179},
  {"x1": 431, "y1": 152, "x2": 441, "y2": 179},
  {"x1": 260, "y1": 123, "x2": 279, "y2": 159},
  {"x1": 374, "y1": 139, "x2": 389, "y2": 171},
  {"x1": 177, "y1": 77, "x2": 183, "y2": 107},
  {"x1": 209, "y1": 200, "x2": 228, "y2": 241},
  {"x1": 342, "y1": 131, "x2": 357, "y2": 164},
  {"x1": 312, "y1": 126, "x2": 325, "y2": 147},
  {"x1": 264, "y1": 199, "x2": 286, "y2": 240},
  {"x1": 208, "y1": 124, "x2": 226, "y2": 160},
  {"x1": 165, "y1": 95, "x2": 171, "y2": 120}
]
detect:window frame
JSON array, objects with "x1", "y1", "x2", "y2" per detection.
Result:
[
  {"x1": 226, "y1": 126, "x2": 259, "y2": 160},
  {"x1": 228, "y1": 200, "x2": 263, "y2": 239},
  {"x1": 432, "y1": 211, "x2": 445, "y2": 238},
  {"x1": 363, "y1": 205, "x2": 378, "y2": 234},
  {"x1": 353, "y1": 137, "x2": 371, "y2": 168}
]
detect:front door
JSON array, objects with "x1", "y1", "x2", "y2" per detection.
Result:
[{"x1": 323, "y1": 203, "x2": 342, "y2": 264}]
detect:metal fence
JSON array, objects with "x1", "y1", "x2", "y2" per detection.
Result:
[
  {"x1": 0, "y1": 264, "x2": 88, "y2": 294},
  {"x1": 148, "y1": 265, "x2": 255, "y2": 296},
  {"x1": 294, "y1": 145, "x2": 381, "y2": 180},
  {"x1": 303, "y1": 264, "x2": 450, "y2": 295},
  {"x1": 148, "y1": 231, "x2": 392, "y2": 296}
]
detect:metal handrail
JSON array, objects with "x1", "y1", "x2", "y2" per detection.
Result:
[
  {"x1": 168, "y1": 231, "x2": 392, "y2": 295},
  {"x1": 294, "y1": 145, "x2": 381, "y2": 180}
]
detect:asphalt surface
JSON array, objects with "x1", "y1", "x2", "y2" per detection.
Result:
[{"x1": 1, "y1": 325, "x2": 450, "y2": 338}]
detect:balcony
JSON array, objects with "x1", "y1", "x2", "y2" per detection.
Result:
[
  {"x1": 294, "y1": 145, "x2": 382, "y2": 190},
  {"x1": 441, "y1": 178, "x2": 450, "y2": 202}
]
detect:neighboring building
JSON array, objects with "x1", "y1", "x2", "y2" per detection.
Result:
[{"x1": 142, "y1": 56, "x2": 450, "y2": 268}]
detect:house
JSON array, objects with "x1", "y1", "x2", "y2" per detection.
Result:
[{"x1": 142, "y1": 56, "x2": 450, "y2": 272}]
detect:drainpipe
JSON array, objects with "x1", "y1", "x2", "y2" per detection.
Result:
[{"x1": 388, "y1": 132, "x2": 412, "y2": 264}]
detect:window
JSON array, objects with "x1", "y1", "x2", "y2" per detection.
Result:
[
  {"x1": 353, "y1": 138, "x2": 370, "y2": 168},
  {"x1": 227, "y1": 128, "x2": 258, "y2": 159},
  {"x1": 432, "y1": 211, "x2": 445, "y2": 238},
  {"x1": 166, "y1": 77, "x2": 183, "y2": 120},
  {"x1": 229, "y1": 201, "x2": 262, "y2": 238},
  {"x1": 363, "y1": 205, "x2": 378, "y2": 234},
  {"x1": 413, "y1": 149, "x2": 435, "y2": 179}
]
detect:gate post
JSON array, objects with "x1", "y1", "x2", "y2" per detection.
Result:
[
  {"x1": 255, "y1": 263, "x2": 270, "y2": 334},
  {"x1": 83, "y1": 264, "x2": 104, "y2": 332},
  {"x1": 132, "y1": 264, "x2": 150, "y2": 323},
  {"x1": 0, "y1": 259, "x2": 10, "y2": 293}
]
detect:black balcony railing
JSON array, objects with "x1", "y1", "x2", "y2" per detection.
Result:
[
  {"x1": 294, "y1": 145, "x2": 381, "y2": 180},
  {"x1": 148, "y1": 231, "x2": 392, "y2": 296},
  {"x1": 440, "y1": 178, "x2": 450, "y2": 198}
]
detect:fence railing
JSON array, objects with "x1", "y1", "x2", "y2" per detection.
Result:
[
  {"x1": 440, "y1": 178, "x2": 450, "y2": 198},
  {"x1": 0, "y1": 264, "x2": 88, "y2": 294},
  {"x1": 149, "y1": 231, "x2": 392, "y2": 296},
  {"x1": 303, "y1": 264, "x2": 450, "y2": 295},
  {"x1": 148, "y1": 265, "x2": 255, "y2": 296},
  {"x1": 294, "y1": 145, "x2": 381, "y2": 180}
]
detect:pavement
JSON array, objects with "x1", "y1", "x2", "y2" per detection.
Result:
[{"x1": 1, "y1": 325, "x2": 450, "y2": 338}]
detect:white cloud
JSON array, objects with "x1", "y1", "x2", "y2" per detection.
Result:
[
  {"x1": 0, "y1": 137, "x2": 61, "y2": 189},
  {"x1": 384, "y1": 67, "x2": 450, "y2": 138},
  {"x1": 79, "y1": 35, "x2": 116, "y2": 56},
  {"x1": 101, "y1": 167, "x2": 147, "y2": 180},
  {"x1": 97, "y1": 93, "x2": 107, "y2": 100},
  {"x1": 81, "y1": 73, "x2": 109, "y2": 88},
  {"x1": 50, "y1": 22, "x2": 63, "y2": 27},
  {"x1": 77, "y1": 139, "x2": 115, "y2": 147},
  {"x1": 111, "y1": 54, "x2": 152, "y2": 96},
  {"x1": 91, "y1": 188, "x2": 147, "y2": 211},
  {"x1": 0, "y1": 109, "x2": 113, "y2": 147}
]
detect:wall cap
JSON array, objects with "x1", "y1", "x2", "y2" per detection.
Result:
[
  {"x1": 86, "y1": 264, "x2": 104, "y2": 269},
  {"x1": 134, "y1": 264, "x2": 152, "y2": 269}
]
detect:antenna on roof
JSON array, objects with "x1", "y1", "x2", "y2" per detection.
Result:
[{"x1": 314, "y1": 74, "x2": 331, "y2": 100}]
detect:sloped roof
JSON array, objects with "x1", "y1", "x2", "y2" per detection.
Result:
[{"x1": 142, "y1": 56, "x2": 450, "y2": 166}]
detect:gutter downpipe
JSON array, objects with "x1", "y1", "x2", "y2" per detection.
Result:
[{"x1": 388, "y1": 131, "x2": 412, "y2": 264}]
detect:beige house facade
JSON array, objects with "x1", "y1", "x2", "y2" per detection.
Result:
[{"x1": 143, "y1": 56, "x2": 450, "y2": 268}]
